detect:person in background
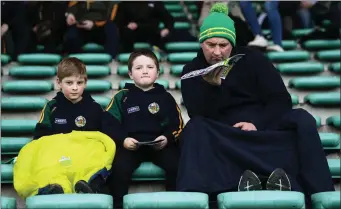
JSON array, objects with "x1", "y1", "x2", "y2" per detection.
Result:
[
  {"x1": 240, "y1": 1, "x2": 284, "y2": 52},
  {"x1": 26, "y1": 2, "x2": 68, "y2": 53},
  {"x1": 1, "y1": 1, "x2": 31, "y2": 61},
  {"x1": 63, "y1": 1, "x2": 119, "y2": 58},
  {"x1": 115, "y1": 1, "x2": 174, "y2": 53}
]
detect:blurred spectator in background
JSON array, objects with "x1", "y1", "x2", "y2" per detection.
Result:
[
  {"x1": 115, "y1": 1, "x2": 174, "y2": 53},
  {"x1": 240, "y1": 1, "x2": 284, "y2": 52},
  {"x1": 63, "y1": 1, "x2": 119, "y2": 58},
  {"x1": 26, "y1": 2, "x2": 68, "y2": 53},
  {"x1": 299, "y1": 1, "x2": 340, "y2": 42},
  {"x1": 1, "y1": 1, "x2": 30, "y2": 61}
]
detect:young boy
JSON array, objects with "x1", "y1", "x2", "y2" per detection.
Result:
[
  {"x1": 103, "y1": 49, "x2": 183, "y2": 208},
  {"x1": 33, "y1": 57, "x2": 107, "y2": 195}
]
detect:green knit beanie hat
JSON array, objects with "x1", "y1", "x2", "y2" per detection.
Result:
[{"x1": 199, "y1": 3, "x2": 236, "y2": 46}]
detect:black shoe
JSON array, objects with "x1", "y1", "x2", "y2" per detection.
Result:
[
  {"x1": 266, "y1": 168, "x2": 291, "y2": 191},
  {"x1": 238, "y1": 170, "x2": 262, "y2": 191},
  {"x1": 75, "y1": 180, "x2": 94, "y2": 193},
  {"x1": 40, "y1": 184, "x2": 64, "y2": 195}
]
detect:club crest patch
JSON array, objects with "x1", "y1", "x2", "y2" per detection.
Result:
[
  {"x1": 148, "y1": 102, "x2": 160, "y2": 114},
  {"x1": 127, "y1": 106, "x2": 140, "y2": 114},
  {"x1": 75, "y1": 116, "x2": 86, "y2": 127}
]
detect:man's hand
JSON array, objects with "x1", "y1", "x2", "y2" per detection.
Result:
[
  {"x1": 160, "y1": 28, "x2": 169, "y2": 38},
  {"x1": 127, "y1": 22, "x2": 138, "y2": 30},
  {"x1": 233, "y1": 122, "x2": 257, "y2": 131},
  {"x1": 301, "y1": 1, "x2": 314, "y2": 8},
  {"x1": 202, "y1": 67, "x2": 224, "y2": 86},
  {"x1": 123, "y1": 137, "x2": 139, "y2": 151},
  {"x1": 1, "y1": 24, "x2": 9, "y2": 37},
  {"x1": 153, "y1": 135, "x2": 168, "y2": 150},
  {"x1": 77, "y1": 20, "x2": 94, "y2": 30},
  {"x1": 66, "y1": 14, "x2": 76, "y2": 26}
]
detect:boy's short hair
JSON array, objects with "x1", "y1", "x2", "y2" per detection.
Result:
[
  {"x1": 57, "y1": 57, "x2": 87, "y2": 81},
  {"x1": 128, "y1": 49, "x2": 160, "y2": 72}
]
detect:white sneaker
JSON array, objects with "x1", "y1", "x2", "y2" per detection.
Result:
[
  {"x1": 248, "y1": 35, "x2": 268, "y2": 47},
  {"x1": 267, "y1": 44, "x2": 284, "y2": 52}
]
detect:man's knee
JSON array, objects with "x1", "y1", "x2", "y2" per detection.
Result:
[
  {"x1": 65, "y1": 26, "x2": 81, "y2": 40},
  {"x1": 291, "y1": 108, "x2": 317, "y2": 127}
]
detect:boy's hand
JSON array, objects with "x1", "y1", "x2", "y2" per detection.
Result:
[
  {"x1": 1, "y1": 24, "x2": 9, "y2": 37},
  {"x1": 160, "y1": 28, "x2": 169, "y2": 38},
  {"x1": 77, "y1": 20, "x2": 94, "y2": 30},
  {"x1": 127, "y1": 22, "x2": 138, "y2": 30},
  {"x1": 153, "y1": 135, "x2": 167, "y2": 150},
  {"x1": 233, "y1": 122, "x2": 257, "y2": 131},
  {"x1": 123, "y1": 137, "x2": 139, "y2": 151},
  {"x1": 66, "y1": 14, "x2": 76, "y2": 26}
]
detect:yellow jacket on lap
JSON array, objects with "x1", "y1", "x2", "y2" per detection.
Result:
[{"x1": 13, "y1": 131, "x2": 116, "y2": 199}]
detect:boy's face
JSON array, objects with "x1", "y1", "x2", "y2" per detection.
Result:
[
  {"x1": 129, "y1": 55, "x2": 159, "y2": 91},
  {"x1": 57, "y1": 75, "x2": 87, "y2": 103}
]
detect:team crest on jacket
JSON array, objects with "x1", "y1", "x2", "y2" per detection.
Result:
[
  {"x1": 148, "y1": 102, "x2": 160, "y2": 114},
  {"x1": 75, "y1": 116, "x2": 86, "y2": 127}
]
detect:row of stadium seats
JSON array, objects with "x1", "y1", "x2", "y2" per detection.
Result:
[
  {"x1": 2, "y1": 132, "x2": 340, "y2": 156},
  {"x1": 1, "y1": 91, "x2": 340, "y2": 109},
  {"x1": 1, "y1": 190, "x2": 340, "y2": 209},
  {"x1": 1, "y1": 48, "x2": 340, "y2": 65}
]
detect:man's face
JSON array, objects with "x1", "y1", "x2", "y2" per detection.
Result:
[{"x1": 201, "y1": 37, "x2": 233, "y2": 65}]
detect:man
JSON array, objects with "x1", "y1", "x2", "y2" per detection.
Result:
[{"x1": 178, "y1": 2, "x2": 334, "y2": 202}]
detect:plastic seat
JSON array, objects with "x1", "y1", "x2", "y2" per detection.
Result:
[
  {"x1": 18, "y1": 54, "x2": 62, "y2": 65},
  {"x1": 303, "y1": 40, "x2": 340, "y2": 50},
  {"x1": 1, "y1": 164, "x2": 13, "y2": 183},
  {"x1": 117, "y1": 53, "x2": 161, "y2": 63},
  {"x1": 165, "y1": 42, "x2": 200, "y2": 52},
  {"x1": 168, "y1": 52, "x2": 197, "y2": 63},
  {"x1": 328, "y1": 159, "x2": 340, "y2": 178},
  {"x1": 290, "y1": 94, "x2": 299, "y2": 105},
  {"x1": 9, "y1": 66, "x2": 56, "y2": 78},
  {"x1": 319, "y1": 133, "x2": 340, "y2": 150},
  {"x1": 187, "y1": 5, "x2": 198, "y2": 12},
  {"x1": 134, "y1": 42, "x2": 151, "y2": 49},
  {"x1": 288, "y1": 76, "x2": 340, "y2": 90},
  {"x1": 315, "y1": 116, "x2": 322, "y2": 128},
  {"x1": 267, "y1": 51, "x2": 310, "y2": 62},
  {"x1": 277, "y1": 62, "x2": 324, "y2": 74},
  {"x1": 132, "y1": 162, "x2": 165, "y2": 181},
  {"x1": 316, "y1": 50, "x2": 340, "y2": 62},
  {"x1": 159, "y1": 22, "x2": 190, "y2": 30},
  {"x1": 123, "y1": 192, "x2": 209, "y2": 209},
  {"x1": 170, "y1": 65, "x2": 184, "y2": 76},
  {"x1": 269, "y1": 40, "x2": 297, "y2": 50},
  {"x1": 1, "y1": 137, "x2": 31, "y2": 155},
  {"x1": 85, "y1": 80, "x2": 112, "y2": 92},
  {"x1": 165, "y1": 4, "x2": 182, "y2": 12},
  {"x1": 1, "y1": 54, "x2": 11, "y2": 65},
  {"x1": 175, "y1": 80, "x2": 181, "y2": 89},
  {"x1": 92, "y1": 96, "x2": 111, "y2": 109},
  {"x1": 326, "y1": 116, "x2": 340, "y2": 129},
  {"x1": 119, "y1": 79, "x2": 169, "y2": 89},
  {"x1": 1, "y1": 97, "x2": 47, "y2": 110},
  {"x1": 82, "y1": 43, "x2": 104, "y2": 52},
  {"x1": 292, "y1": 28, "x2": 313, "y2": 38},
  {"x1": 26, "y1": 194, "x2": 113, "y2": 209},
  {"x1": 1, "y1": 196, "x2": 16, "y2": 209},
  {"x1": 311, "y1": 191, "x2": 340, "y2": 209},
  {"x1": 304, "y1": 92, "x2": 340, "y2": 106},
  {"x1": 217, "y1": 191, "x2": 305, "y2": 209},
  {"x1": 2, "y1": 81, "x2": 54, "y2": 93},
  {"x1": 117, "y1": 65, "x2": 164, "y2": 76},
  {"x1": 329, "y1": 63, "x2": 340, "y2": 73},
  {"x1": 86, "y1": 66, "x2": 111, "y2": 77},
  {"x1": 69, "y1": 53, "x2": 112, "y2": 64},
  {"x1": 171, "y1": 12, "x2": 186, "y2": 18},
  {"x1": 1, "y1": 119, "x2": 37, "y2": 134}
]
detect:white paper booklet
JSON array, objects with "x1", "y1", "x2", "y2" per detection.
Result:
[{"x1": 181, "y1": 54, "x2": 245, "y2": 80}]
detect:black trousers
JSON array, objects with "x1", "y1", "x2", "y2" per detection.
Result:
[{"x1": 108, "y1": 145, "x2": 180, "y2": 208}]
